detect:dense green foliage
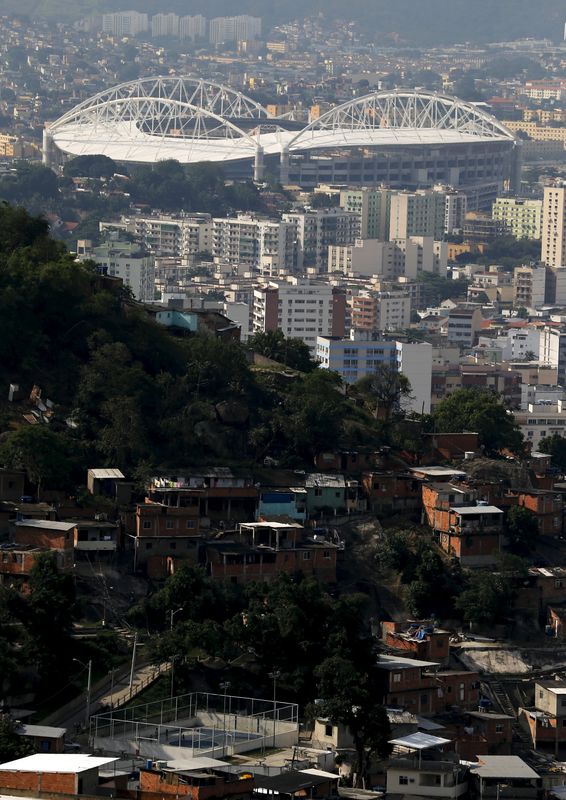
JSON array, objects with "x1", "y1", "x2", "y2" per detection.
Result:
[
  {"x1": 417, "y1": 272, "x2": 470, "y2": 306},
  {"x1": 506, "y1": 506, "x2": 539, "y2": 555},
  {"x1": 0, "y1": 160, "x2": 264, "y2": 233},
  {"x1": 431, "y1": 388, "x2": 524, "y2": 455},
  {"x1": 355, "y1": 365, "x2": 413, "y2": 420},
  {"x1": 247, "y1": 329, "x2": 317, "y2": 373},
  {"x1": 379, "y1": 532, "x2": 462, "y2": 618},
  {"x1": 0, "y1": 716, "x2": 34, "y2": 763},
  {"x1": 139, "y1": 566, "x2": 372, "y2": 707},
  {"x1": 539, "y1": 434, "x2": 566, "y2": 471},
  {"x1": 0, "y1": 204, "x2": 388, "y2": 484},
  {"x1": 0, "y1": 552, "x2": 123, "y2": 706},
  {"x1": 315, "y1": 657, "x2": 392, "y2": 785},
  {"x1": 0, "y1": 553, "x2": 76, "y2": 695}
]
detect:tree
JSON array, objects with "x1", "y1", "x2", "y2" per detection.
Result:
[
  {"x1": 283, "y1": 371, "x2": 346, "y2": 462},
  {"x1": 0, "y1": 716, "x2": 34, "y2": 763},
  {"x1": 506, "y1": 506, "x2": 538, "y2": 555},
  {"x1": 22, "y1": 553, "x2": 77, "y2": 686},
  {"x1": 455, "y1": 571, "x2": 515, "y2": 626},
  {"x1": 432, "y1": 388, "x2": 523, "y2": 455},
  {"x1": 539, "y1": 434, "x2": 566, "y2": 470},
  {"x1": 63, "y1": 155, "x2": 118, "y2": 179},
  {"x1": 523, "y1": 350, "x2": 537, "y2": 361},
  {"x1": 355, "y1": 365, "x2": 413, "y2": 419},
  {"x1": 0, "y1": 426, "x2": 75, "y2": 498},
  {"x1": 248, "y1": 329, "x2": 317, "y2": 373},
  {"x1": 315, "y1": 656, "x2": 392, "y2": 786}
]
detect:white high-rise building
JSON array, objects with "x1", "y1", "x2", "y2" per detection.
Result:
[
  {"x1": 77, "y1": 239, "x2": 155, "y2": 302},
  {"x1": 179, "y1": 15, "x2": 207, "y2": 41},
  {"x1": 328, "y1": 236, "x2": 447, "y2": 278},
  {"x1": 542, "y1": 184, "x2": 566, "y2": 268},
  {"x1": 539, "y1": 326, "x2": 566, "y2": 385},
  {"x1": 339, "y1": 187, "x2": 391, "y2": 239},
  {"x1": 389, "y1": 189, "x2": 447, "y2": 240},
  {"x1": 282, "y1": 208, "x2": 361, "y2": 272},
  {"x1": 209, "y1": 15, "x2": 261, "y2": 44},
  {"x1": 444, "y1": 190, "x2": 467, "y2": 234},
  {"x1": 315, "y1": 332, "x2": 432, "y2": 413},
  {"x1": 212, "y1": 215, "x2": 298, "y2": 272},
  {"x1": 151, "y1": 13, "x2": 180, "y2": 38},
  {"x1": 102, "y1": 11, "x2": 149, "y2": 36},
  {"x1": 102, "y1": 214, "x2": 212, "y2": 262},
  {"x1": 253, "y1": 277, "x2": 346, "y2": 350}
]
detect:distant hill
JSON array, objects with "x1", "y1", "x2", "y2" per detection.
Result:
[{"x1": 1, "y1": 0, "x2": 564, "y2": 45}]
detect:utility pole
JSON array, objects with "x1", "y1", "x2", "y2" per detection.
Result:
[
  {"x1": 220, "y1": 681, "x2": 231, "y2": 757},
  {"x1": 129, "y1": 633, "x2": 138, "y2": 692},
  {"x1": 269, "y1": 670, "x2": 280, "y2": 749},
  {"x1": 73, "y1": 659, "x2": 92, "y2": 733}
]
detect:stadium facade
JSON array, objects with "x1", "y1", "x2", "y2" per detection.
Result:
[{"x1": 44, "y1": 77, "x2": 520, "y2": 210}]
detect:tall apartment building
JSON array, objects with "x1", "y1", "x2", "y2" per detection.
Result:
[
  {"x1": 350, "y1": 292, "x2": 412, "y2": 332},
  {"x1": 338, "y1": 185, "x2": 463, "y2": 240},
  {"x1": 102, "y1": 11, "x2": 149, "y2": 36},
  {"x1": 328, "y1": 238, "x2": 387, "y2": 275},
  {"x1": 316, "y1": 333, "x2": 432, "y2": 412},
  {"x1": 252, "y1": 277, "x2": 346, "y2": 350},
  {"x1": 444, "y1": 189, "x2": 468, "y2": 234},
  {"x1": 513, "y1": 265, "x2": 546, "y2": 309},
  {"x1": 77, "y1": 239, "x2": 155, "y2": 302},
  {"x1": 542, "y1": 185, "x2": 566, "y2": 268},
  {"x1": 103, "y1": 214, "x2": 212, "y2": 262},
  {"x1": 388, "y1": 189, "x2": 447, "y2": 240},
  {"x1": 539, "y1": 326, "x2": 566, "y2": 386},
  {"x1": 151, "y1": 13, "x2": 179, "y2": 37},
  {"x1": 212, "y1": 215, "x2": 298, "y2": 272},
  {"x1": 446, "y1": 306, "x2": 484, "y2": 348},
  {"x1": 492, "y1": 197, "x2": 543, "y2": 240},
  {"x1": 179, "y1": 15, "x2": 207, "y2": 41},
  {"x1": 328, "y1": 236, "x2": 447, "y2": 279},
  {"x1": 282, "y1": 208, "x2": 360, "y2": 272},
  {"x1": 209, "y1": 15, "x2": 261, "y2": 44},
  {"x1": 339, "y1": 187, "x2": 390, "y2": 239}
]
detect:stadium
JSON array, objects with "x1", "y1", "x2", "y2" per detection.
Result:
[{"x1": 44, "y1": 76, "x2": 520, "y2": 209}]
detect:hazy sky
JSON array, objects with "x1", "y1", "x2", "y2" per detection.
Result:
[{"x1": 0, "y1": 0, "x2": 563, "y2": 44}]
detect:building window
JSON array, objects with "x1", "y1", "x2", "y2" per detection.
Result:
[
  {"x1": 314, "y1": 488, "x2": 323, "y2": 497},
  {"x1": 323, "y1": 550, "x2": 331, "y2": 559},
  {"x1": 302, "y1": 551, "x2": 311, "y2": 560},
  {"x1": 166, "y1": 520, "x2": 174, "y2": 529},
  {"x1": 495, "y1": 724, "x2": 504, "y2": 734},
  {"x1": 393, "y1": 672, "x2": 401, "y2": 683},
  {"x1": 186, "y1": 520, "x2": 195, "y2": 529},
  {"x1": 399, "y1": 777, "x2": 409, "y2": 785},
  {"x1": 143, "y1": 520, "x2": 152, "y2": 529},
  {"x1": 325, "y1": 724, "x2": 333, "y2": 737}
]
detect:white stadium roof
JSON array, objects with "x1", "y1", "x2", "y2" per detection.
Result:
[{"x1": 46, "y1": 77, "x2": 516, "y2": 167}]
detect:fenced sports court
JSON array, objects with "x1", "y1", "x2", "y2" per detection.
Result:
[{"x1": 90, "y1": 691, "x2": 299, "y2": 758}]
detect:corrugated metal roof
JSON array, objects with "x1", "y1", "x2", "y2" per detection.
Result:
[
  {"x1": 452, "y1": 505, "x2": 503, "y2": 514},
  {"x1": 88, "y1": 469, "x2": 125, "y2": 479},
  {"x1": 389, "y1": 732, "x2": 451, "y2": 750},
  {"x1": 470, "y1": 755, "x2": 539, "y2": 780},
  {"x1": 14, "y1": 520, "x2": 76, "y2": 531},
  {"x1": 17, "y1": 725, "x2": 66, "y2": 738}
]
